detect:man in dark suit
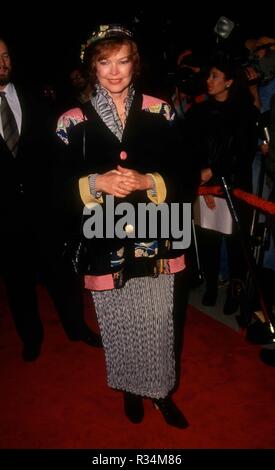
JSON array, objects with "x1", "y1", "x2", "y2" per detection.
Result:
[{"x1": 0, "y1": 37, "x2": 101, "y2": 361}]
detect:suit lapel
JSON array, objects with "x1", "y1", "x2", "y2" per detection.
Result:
[{"x1": 0, "y1": 85, "x2": 25, "y2": 160}]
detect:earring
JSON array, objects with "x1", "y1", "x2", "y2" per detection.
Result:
[{"x1": 225, "y1": 84, "x2": 230, "y2": 89}]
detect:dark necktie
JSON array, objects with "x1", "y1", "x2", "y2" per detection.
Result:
[{"x1": 0, "y1": 91, "x2": 19, "y2": 157}]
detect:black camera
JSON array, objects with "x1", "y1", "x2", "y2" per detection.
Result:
[
  {"x1": 213, "y1": 17, "x2": 275, "y2": 85},
  {"x1": 174, "y1": 66, "x2": 206, "y2": 96},
  {"x1": 247, "y1": 48, "x2": 275, "y2": 85}
]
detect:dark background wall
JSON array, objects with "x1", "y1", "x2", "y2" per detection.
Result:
[{"x1": 2, "y1": 5, "x2": 274, "y2": 97}]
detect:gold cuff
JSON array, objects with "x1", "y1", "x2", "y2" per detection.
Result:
[
  {"x1": 147, "y1": 172, "x2": 167, "y2": 203},
  {"x1": 78, "y1": 176, "x2": 103, "y2": 206}
]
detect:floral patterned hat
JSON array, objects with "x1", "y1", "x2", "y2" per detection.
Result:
[{"x1": 81, "y1": 24, "x2": 134, "y2": 61}]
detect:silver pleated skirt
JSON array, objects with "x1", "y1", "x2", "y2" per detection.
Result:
[{"x1": 91, "y1": 274, "x2": 175, "y2": 399}]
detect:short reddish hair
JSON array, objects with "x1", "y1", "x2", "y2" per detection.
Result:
[{"x1": 83, "y1": 39, "x2": 140, "y2": 85}]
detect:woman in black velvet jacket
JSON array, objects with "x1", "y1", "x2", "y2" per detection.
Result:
[{"x1": 54, "y1": 24, "x2": 198, "y2": 428}]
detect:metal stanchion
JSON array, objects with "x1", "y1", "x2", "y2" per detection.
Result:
[
  {"x1": 221, "y1": 176, "x2": 275, "y2": 343},
  {"x1": 191, "y1": 218, "x2": 204, "y2": 284}
]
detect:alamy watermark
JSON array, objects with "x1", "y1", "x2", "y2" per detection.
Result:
[{"x1": 82, "y1": 195, "x2": 191, "y2": 249}]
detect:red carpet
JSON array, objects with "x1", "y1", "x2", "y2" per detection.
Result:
[{"x1": 1, "y1": 282, "x2": 275, "y2": 449}]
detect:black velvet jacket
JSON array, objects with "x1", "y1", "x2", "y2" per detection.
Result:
[
  {"x1": 184, "y1": 97, "x2": 259, "y2": 191},
  {"x1": 54, "y1": 93, "x2": 198, "y2": 279}
]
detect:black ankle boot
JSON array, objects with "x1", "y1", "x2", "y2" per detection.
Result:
[
  {"x1": 153, "y1": 396, "x2": 189, "y2": 429},
  {"x1": 123, "y1": 392, "x2": 144, "y2": 424}
]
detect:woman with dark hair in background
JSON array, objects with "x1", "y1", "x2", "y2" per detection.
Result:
[
  {"x1": 54, "y1": 24, "x2": 196, "y2": 428},
  {"x1": 185, "y1": 54, "x2": 259, "y2": 314}
]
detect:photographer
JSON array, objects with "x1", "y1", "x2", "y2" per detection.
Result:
[
  {"x1": 245, "y1": 36, "x2": 275, "y2": 274},
  {"x1": 245, "y1": 36, "x2": 275, "y2": 113},
  {"x1": 259, "y1": 93, "x2": 275, "y2": 366},
  {"x1": 171, "y1": 49, "x2": 207, "y2": 120}
]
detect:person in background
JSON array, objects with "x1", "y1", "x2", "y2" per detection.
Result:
[
  {"x1": 0, "y1": 37, "x2": 101, "y2": 362},
  {"x1": 245, "y1": 36, "x2": 275, "y2": 273},
  {"x1": 169, "y1": 49, "x2": 206, "y2": 288},
  {"x1": 54, "y1": 24, "x2": 196, "y2": 428},
  {"x1": 245, "y1": 36, "x2": 275, "y2": 113},
  {"x1": 171, "y1": 49, "x2": 206, "y2": 120},
  {"x1": 68, "y1": 63, "x2": 93, "y2": 105},
  {"x1": 267, "y1": 94, "x2": 275, "y2": 181},
  {"x1": 259, "y1": 92, "x2": 275, "y2": 366},
  {"x1": 185, "y1": 54, "x2": 259, "y2": 314}
]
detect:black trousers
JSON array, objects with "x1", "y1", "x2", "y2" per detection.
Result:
[
  {"x1": 0, "y1": 228, "x2": 88, "y2": 347},
  {"x1": 197, "y1": 226, "x2": 249, "y2": 292},
  {"x1": 197, "y1": 199, "x2": 252, "y2": 292}
]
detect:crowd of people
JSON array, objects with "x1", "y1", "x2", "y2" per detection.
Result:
[{"x1": 1, "y1": 20, "x2": 275, "y2": 429}]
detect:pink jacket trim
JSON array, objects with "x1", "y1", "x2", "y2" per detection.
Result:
[
  {"x1": 84, "y1": 255, "x2": 186, "y2": 291},
  {"x1": 62, "y1": 107, "x2": 85, "y2": 121},
  {"x1": 142, "y1": 95, "x2": 167, "y2": 109}
]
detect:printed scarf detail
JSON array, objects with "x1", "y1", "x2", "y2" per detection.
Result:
[{"x1": 91, "y1": 83, "x2": 135, "y2": 141}]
